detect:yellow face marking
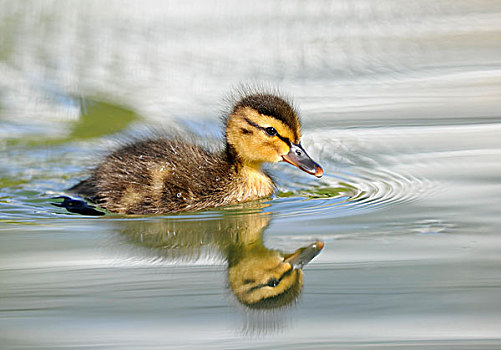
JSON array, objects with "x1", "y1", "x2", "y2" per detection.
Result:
[
  {"x1": 226, "y1": 107, "x2": 301, "y2": 165},
  {"x1": 241, "y1": 107, "x2": 300, "y2": 143}
]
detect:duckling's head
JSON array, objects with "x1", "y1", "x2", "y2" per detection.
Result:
[
  {"x1": 225, "y1": 93, "x2": 323, "y2": 177},
  {"x1": 228, "y1": 241, "x2": 324, "y2": 309}
]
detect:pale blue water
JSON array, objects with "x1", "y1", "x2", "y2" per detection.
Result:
[{"x1": 1, "y1": 1, "x2": 501, "y2": 349}]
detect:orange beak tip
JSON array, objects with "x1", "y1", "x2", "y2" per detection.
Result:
[
  {"x1": 315, "y1": 240, "x2": 325, "y2": 251},
  {"x1": 315, "y1": 167, "x2": 324, "y2": 178}
]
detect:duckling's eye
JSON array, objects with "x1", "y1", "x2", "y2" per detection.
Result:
[
  {"x1": 266, "y1": 278, "x2": 279, "y2": 287},
  {"x1": 265, "y1": 127, "x2": 277, "y2": 137}
]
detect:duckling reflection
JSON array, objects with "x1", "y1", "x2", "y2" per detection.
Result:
[
  {"x1": 119, "y1": 213, "x2": 323, "y2": 309},
  {"x1": 228, "y1": 237, "x2": 323, "y2": 309}
]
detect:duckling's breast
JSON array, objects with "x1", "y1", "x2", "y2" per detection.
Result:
[{"x1": 233, "y1": 166, "x2": 274, "y2": 203}]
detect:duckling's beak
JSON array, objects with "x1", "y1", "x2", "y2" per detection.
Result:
[
  {"x1": 282, "y1": 143, "x2": 323, "y2": 178},
  {"x1": 284, "y1": 241, "x2": 324, "y2": 270}
]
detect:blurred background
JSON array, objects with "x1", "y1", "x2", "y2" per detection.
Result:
[{"x1": 1, "y1": 0, "x2": 501, "y2": 349}]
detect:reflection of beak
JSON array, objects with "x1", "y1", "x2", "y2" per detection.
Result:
[
  {"x1": 282, "y1": 143, "x2": 323, "y2": 178},
  {"x1": 284, "y1": 241, "x2": 324, "y2": 270}
]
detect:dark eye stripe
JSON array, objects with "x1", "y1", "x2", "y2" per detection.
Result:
[
  {"x1": 278, "y1": 266, "x2": 294, "y2": 283},
  {"x1": 245, "y1": 266, "x2": 294, "y2": 293},
  {"x1": 243, "y1": 117, "x2": 291, "y2": 146},
  {"x1": 276, "y1": 133, "x2": 291, "y2": 147},
  {"x1": 243, "y1": 117, "x2": 263, "y2": 130}
]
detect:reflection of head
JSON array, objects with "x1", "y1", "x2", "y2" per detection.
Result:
[
  {"x1": 227, "y1": 241, "x2": 323, "y2": 309},
  {"x1": 228, "y1": 253, "x2": 303, "y2": 309},
  {"x1": 118, "y1": 212, "x2": 323, "y2": 310}
]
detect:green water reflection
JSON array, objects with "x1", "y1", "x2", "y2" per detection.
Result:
[{"x1": 5, "y1": 98, "x2": 140, "y2": 147}]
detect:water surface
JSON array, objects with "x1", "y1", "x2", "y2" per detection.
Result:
[{"x1": 1, "y1": 1, "x2": 501, "y2": 349}]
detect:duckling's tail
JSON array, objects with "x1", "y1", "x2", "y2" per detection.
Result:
[{"x1": 68, "y1": 177, "x2": 98, "y2": 202}]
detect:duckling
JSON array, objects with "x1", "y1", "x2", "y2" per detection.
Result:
[
  {"x1": 119, "y1": 212, "x2": 324, "y2": 309},
  {"x1": 70, "y1": 92, "x2": 323, "y2": 214}
]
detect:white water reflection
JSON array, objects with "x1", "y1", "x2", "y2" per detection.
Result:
[{"x1": 1, "y1": 0, "x2": 501, "y2": 348}]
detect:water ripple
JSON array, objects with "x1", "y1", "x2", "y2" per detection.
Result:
[{"x1": 269, "y1": 157, "x2": 433, "y2": 219}]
